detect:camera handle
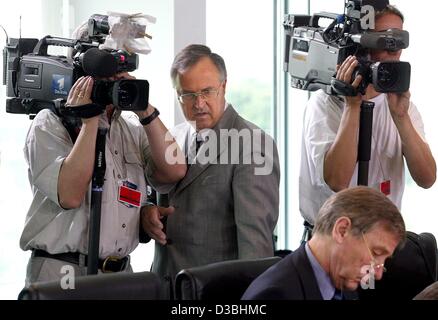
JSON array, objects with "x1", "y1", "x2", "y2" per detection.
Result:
[
  {"x1": 32, "y1": 35, "x2": 98, "y2": 56},
  {"x1": 357, "y1": 100, "x2": 374, "y2": 186},
  {"x1": 87, "y1": 127, "x2": 107, "y2": 275}
]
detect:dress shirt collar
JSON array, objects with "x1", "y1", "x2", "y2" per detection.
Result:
[{"x1": 305, "y1": 242, "x2": 337, "y2": 300}]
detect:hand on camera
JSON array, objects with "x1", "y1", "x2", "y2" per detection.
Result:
[
  {"x1": 67, "y1": 76, "x2": 93, "y2": 106},
  {"x1": 336, "y1": 56, "x2": 363, "y2": 109},
  {"x1": 66, "y1": 76, "x2": 100, "y2": 123},
  {"x1": 141, "y1": 204, "x2": 175, "y2": 245},
  {"x1": 388, "y1": 90, "x2": 411, "y2": 120}
]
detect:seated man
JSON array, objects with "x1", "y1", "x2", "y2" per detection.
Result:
[{"x1": 242, "y1": 186, "x2": 406, "y2": 300}]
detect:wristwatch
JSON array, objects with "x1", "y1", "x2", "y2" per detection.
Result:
[{"x1": 140, "y1": 108, "x2": 160, "y2": 126}]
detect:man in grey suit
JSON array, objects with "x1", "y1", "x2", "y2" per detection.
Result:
[{"x1": 142, "y1": 44, "x2": 280, "y2": 295}]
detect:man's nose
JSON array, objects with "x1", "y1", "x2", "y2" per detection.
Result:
[
  {"x1": 194, "y1": 94, "x2": 207, "y2": 108},
  {"x1": 374, "y1": 267, "x2": 385, "y2": 281}
]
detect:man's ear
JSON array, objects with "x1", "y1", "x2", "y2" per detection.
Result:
[{"x1": 332, "y1": 216, "x2": 352, "y2": 243}]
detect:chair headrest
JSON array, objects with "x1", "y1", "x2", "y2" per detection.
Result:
[
  {"x1": 175, "y1": 256, "x2": 282, "y2": 300},
  {"x1": 18, "y1": 271, "x2": 164, "y2": 300},
  {"x1": 359, "y1": 231, "x2": 438, "y2": 300}
]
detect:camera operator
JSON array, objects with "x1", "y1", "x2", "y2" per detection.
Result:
[
  {"x1": 299, "y1": 3, "x2": 436, "y2": 236},
  {"x1": 19, "y1": 23, "x2": 187, "y2": 285}
]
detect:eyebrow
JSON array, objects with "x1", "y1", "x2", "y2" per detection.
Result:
[{"x1": 181, "y1": 85, "x2": 217, "y2": 94}]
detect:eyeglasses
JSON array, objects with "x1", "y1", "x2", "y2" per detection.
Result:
[
  {"x1": 178, "y1": 82, "x2": 223, "y2": 105},
  {"x1": 362, "y1": 232, "x2": 387, "y2": 273}
]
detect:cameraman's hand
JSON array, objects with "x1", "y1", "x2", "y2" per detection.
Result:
[
  {"x1": 67, "y1": 76, "x2": 93, "y2": 106},
  {"x1": 140, "y1": 205, "x2": 175, "y2": 245},
  {"x1": 336, "y1": 56, "x2": 363, "y2": 109},
  {"x1": 387, "y1": 91, "x2": 410, "y2": 120},
  {"x1": 67, "y1": 76, "x2": 99, "y2": 123}
]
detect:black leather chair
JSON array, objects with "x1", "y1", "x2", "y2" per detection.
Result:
[
  {"x1": 414, "y1": 281, "x2": 438, "y2": 300},
  {"x1": 174, "y1": 257, "x2": 281, "y2": 300},
  {"x1": 359, "y1": 231, "x2": 438, "y2": 300},
  {"x1": 18, "y1": 271, "x2": 164, "y2": 300}
]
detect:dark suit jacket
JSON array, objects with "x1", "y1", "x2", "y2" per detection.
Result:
[
  {"x1": 242, "y1": 244, "x2": 323, "y2": 300},
  {"x1": 242, "y1": 244, "x2": 359, "y2": 300},
  {"x1": 151, "y1": 105, "x2": 280, "y2": 284}
]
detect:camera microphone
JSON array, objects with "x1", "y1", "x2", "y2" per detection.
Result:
[
  {"x1": 81, "y1": 48, "x2": 118, "y2": 77},
  {"x1": 351, "y1": 29, "x2": 409, "y2": 51}
]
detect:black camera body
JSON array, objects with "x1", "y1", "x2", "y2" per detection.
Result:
[
  {"x1": 283, "y1": 0, "x2": 411, "y2": 96},
  {"x1": 6, "y1": 39, "x2": 77, "y2": 101},
  {"x1": 3, "y1": 14, "x2": 149, "y2": 118},
  {"x1": 355, "y1": 60, "x2": 410, "y2": 93}
]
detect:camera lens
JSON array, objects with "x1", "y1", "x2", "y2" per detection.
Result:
[
  {"x1": 377, "y1": 63, "x2": 398, "y2": 90},
  {"x1": 92, "y1": 80, "x2": 112, "y2": 106},
  {"x1": 118, "y1": 81, "x2": 137, "y2": 108}
]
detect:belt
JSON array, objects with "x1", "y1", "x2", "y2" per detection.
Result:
[{"x1": 32, "y1": 249, "x2": 129, "y2": 273}]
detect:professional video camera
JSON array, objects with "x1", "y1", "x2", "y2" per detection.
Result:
[
  {"x1": 2, "y1": 14, "x2": 150, "y2": 118},
  {"x1": 283, "y1": 0, "x2": 410, "y2": 96}
]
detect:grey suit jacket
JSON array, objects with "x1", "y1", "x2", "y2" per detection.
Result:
[{"x1": 151, "y1": 105, "x2": 280, "y2": 283}]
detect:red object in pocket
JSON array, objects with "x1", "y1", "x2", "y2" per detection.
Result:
[
  {"x1": 118, "y1": 185, "x2": 141, "y2": 207},
  {"x1": 380, "y1": 180, "x2": 391, "y2": 196}
]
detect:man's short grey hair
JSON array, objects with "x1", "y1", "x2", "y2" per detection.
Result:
[
  {"x1": 376, "y1": 4, "x2": 404, "y2": 23},
  {"x1": 313, "y1": 186, "x2": 406, "y2": 242},
  {"x1": 170, "y1": 44, "x2": 227, "y2": 89}
]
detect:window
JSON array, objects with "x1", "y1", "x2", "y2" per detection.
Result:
[
  {"x1": 0, "y1": 1, "x2": 45, "y2": 299},
  {"x1": 206, "y1": 0, "x2": 274, "y2": 135}
]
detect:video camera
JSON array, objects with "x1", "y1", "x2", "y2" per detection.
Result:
[
  {"x1": 2, "y1": 14, "x2": 149, "y2": 118},
  {"x1": 283, "y1": 0, "x2": 410, "y2": 96}
]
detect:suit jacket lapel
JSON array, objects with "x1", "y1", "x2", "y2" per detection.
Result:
[
  {"x1": 292, "y1": 244, "x2": 324, "y2": 300},
  {"x1": 175, "y1": 105, "x2": 238, "y2": 193}
]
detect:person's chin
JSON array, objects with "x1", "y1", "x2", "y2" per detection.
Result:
[
  {"x1": 343, "y1": 279, "x2": 361, "y2": 291},
  {"x1": 194, "y1": 116, "x2": 212, "y2": 129}
]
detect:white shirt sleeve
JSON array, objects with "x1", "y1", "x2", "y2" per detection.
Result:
[
  {"x1": 24, "y1": 110, "x2": 73, "y2": 207},
  {"x1": 303, "y1": 90, "x2": 344, "y2": 187}
]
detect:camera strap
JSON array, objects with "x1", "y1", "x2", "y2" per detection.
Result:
[
  {"x1": 60, "y1": 117, "x2": 81, "y2": 144},
  {"x1": 330, "y1": 78, "x2": 359, "y2": 96},
  {"x1": 62, "y1": 103, "x2": 105, "y2": 119}
]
